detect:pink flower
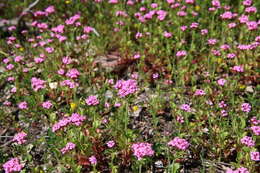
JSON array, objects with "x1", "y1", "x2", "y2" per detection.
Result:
[
  {"x1": 219, "y1": 101, "x2": 227, "y2": 108},
  {"x1": 60, "y1": 80, "x2": 78, "y2": 89},
  {"x1": 217, "y1": 78, "x2": 226, "y2": 86},
  {"x1": 14, "y1": 56, "x2": 24, "y2": 63},
  {"x1": 227, "y1": 167, "x2": 249, "y2": 173},
  {"x1": 163, "y1": 31, "x2": 172, "y2": 38},
  {"x1": 52, "y1": 113, "x2": 86, "y2": 132},
  {"x1": 151, "y1": 3, "x2": 158, "y2": 8},
  {"x1": 85, "y1": 96, "x2": 99, "y2": 106},
  {"x1": 232, "y1": 65, "x2": 244, "y2": 72},
  {"x1": 157, "y1": 10, "x2": 167, "y2": 21},
  {"x1": 7, "y1": 77, "x2": 15, "y2": 82},
  {"x1": 240, "y1": 136, "x2": 255, "y2": 147},
  {"x1": 106, "y1": 140, "x2": 115, "y2": 148},
  {"x1": 242, "y1": 0, "x2": 252, "y2": 6},
  {"x1": 241, "y1": 103, "x2": 251, "y2": 113},
  {"x1": 250, "y1": 116, "x2": 260, "y2": 125},
  {"x1": 168, "y1": 137, "x2": 190, "y2": 150},
  {"x1": 18, "y1": 101, "x2": 28, "y2": 110},
  {"x1": 167, "y1": 0, "x2": 175, "y2": 4},
  {"x1": 251, "y1": 126, "x2": 260, "y2": 135},
  {"x1": 176, "y1": 115, "x2": 184, "y2": 123},
  {"x1": 42, "y1": 101, "x2": 53, "y2": 109},
  {"x1": 208, "y1": 39, "x2": 218, "y2": 45},
  {"x1": 176, "y1": 50, "x2": 187, "y2": 57},
  {"x1": 45, "y1": 5, "x2": 55, "y2": 15},
  {"x1": 89, "y1": 156, "x2": 97, "y2": 165},
  {"x1": 221, "y1": 110, "x2": 228, "y2": 117},
  {"x1": 45, "y1": 47, "x2": 54, "y2": 53},
  {"x1": 133, "y1": 53, "x2": 141, "y2": 59},
  {"x1": 194, "y1": 89, "x2": 206, "y2": 96},
  {"x1": 245, "y1": 6, "x2": 257, "y2": 13},
  {"x1": 109, "y1": 0, "x2": 118, "y2": 4},
  {"x1": 132, "y1": 142, "x2": 154, "y2": 160},
  {"x1": 185, "y1": 0, "x2": 194, "y2": 4},
  {"x1": 62, "y1": 56, "x2": 73, "y2": 65},
  {"x1": 66, "y1": 68, "x2": 80, "y2": 79},
  {"x1": 12, "y1": 132, "x2": 27, "y2": 144},
  {"x1": 246, "y1": 21, "x2": 258, "y2": 30},
  {"x1": 180, "y1": 104, "x2": 191, "y2": 112},
  {"x1": 114, "y1": 79, "x2": 138, "y2": 97},
  {"x1": 212, "y1": 0, "x2": 221, "y2": 8},
  {"x1": 220, "y1": 11, "x2": 234, "y2": 20},
  {"x1": 201, "y1": 29, "x2": 208, "y2": 35},
  {"x1": 51, "y1": 24, "x2": 65, "y2": 33},
  {"x1": 250, "y1": 151, "x2": 260, "y2": 161},
  {"x1": 114, "y1": 102, "x2": 121, "y2": 107},
  {"x1": 3, "y1": 157, "x2": 23, "y2": 173},
  {"x1": 61, "y1": 142, "x2": 76, "y2": 154},
  {"x1": 6, "y1": 64, "x2": 14, "y2": 70},
  {"x1": 83, "y1": 26, "x2": 94, "y2": 33},
  {"x1": 65, "y1": 14, "x2": 81, "y2": 25},
  {"x1": 31, "y1": 77, "x2": 46, "y2": 91}
]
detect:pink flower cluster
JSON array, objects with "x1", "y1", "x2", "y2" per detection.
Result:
[
  {"x1": 12, "y1": 132, "x2": 27, "y2": 144},
  {"x1": 114, "y1": 79, "x2": 138, "y2": 97},
  {"x1": 250, "y1": 151, "x2": 260, "y2": 161},
  {"x1": 232, "y1": 65, "x2": 244, "y2": 72},
  {"x1": 42, "y1": 101, "x2": 53, "y2": 109},
  {"x1": 18, "y1": 101, "x2": 28, "y2": 110},
  {"x1": 31, "y1": 77, "x2": 46, "y2": 91},
  {"x1": 176, "y1": 50, "x2": 187, "y2": 57},
  {"x1": 60, "y1": 80, "x2": 79, "y2": 89},
  {"x1": 168, "y1": 137, "x2": 190, "y2": 150},
  {"x1": 61, "y1": 142, "x2": 76, "y2": 154},
  {"x1": 85, "y1": 95, "x2": 99, "y2": 106},
  {"x1": 241, "y1": 103, "x2": 251, "y2": 113},
  {"x1": 251, "y1": 126, "x2": 260, "y2": 135},
  {"x1": 3, "y1": 157, "x2": 23, "y2": 173},
  {"x1": 240, "y1": 136, "x2": 255, "y2": 147},
  {"x1": 226, "y1": 167, "x2": 249, "y2": 173},
  {"x1": 131, "y1": 142, "x2": 154, "y2": 160},
  {"x1": 52, "y1": 113, "x2": 86, "y2": 132},
  {"x1": 66, "y1": 68, "x2": 80, "y2": 79}
]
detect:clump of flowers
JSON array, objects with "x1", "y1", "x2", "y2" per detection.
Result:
[
  {"x1": 31, "y1": 77, "x2": 46, "y2": 91},
  {"x1": 52, "y1": 113, "x2": 86, "y2": 132},
  {"x1": 131, "y1": 142, "x2": 154, "y2": 160},
  {"x1": 85, "y1": 95, "x2": 99, "y2": 106},
  {"x1": 241, "y1": 103, "x2": 251, "y2": 113},
  {"x1": 61, "y1": 142, "x2": 76, "y2": 154},
  {"x1": 240, "y1": 136, "x2": 255, "y2": 147},
  {"x1": 3, "y1": 157, "x2": 23, "y2": 173},
  {"x1": 12, "y1": 132, "x2": 27, "y2": 144},
  {"x1": 168, "y1": 137, "x2": 190, "y2": 150},
  {"x1": 114, "y1": 79, "x2": 138, "y2": 97}
]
